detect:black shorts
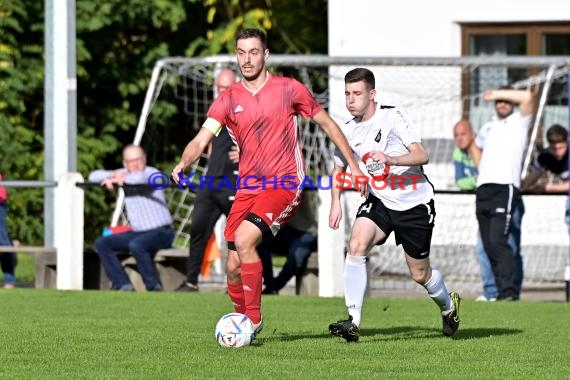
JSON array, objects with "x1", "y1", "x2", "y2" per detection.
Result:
[{"x1": 355, "y1": 194, "x2": 435, "y2": 259}]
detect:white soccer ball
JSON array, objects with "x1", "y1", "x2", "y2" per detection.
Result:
[{"x1": 215, "y1": 313, "x2": 255, "y2": 348}]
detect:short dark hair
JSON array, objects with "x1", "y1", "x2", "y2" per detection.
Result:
[
  {"x1": 494, "y1": 85, "x2": 515, "y2": 104},
  {"x1": 498, "y1": 85, "x2": 514, "y2": 90},
  {"x1": 546, "y1": 124, "x2": 568, "y2": 144},
  {"x1": 236, "y1": 28, "x2": 267, "y2": 50},
  {"x1": 344, "y1": 68, "x2": 375, "y2": 90}
]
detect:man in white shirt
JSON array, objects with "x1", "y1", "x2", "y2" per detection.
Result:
[
  {"x1": 328, "y1": 68, "x2": 460, "y2": 342},
  {"x1": 471, "y1": 86, "x2": 534, "y2": 301}
]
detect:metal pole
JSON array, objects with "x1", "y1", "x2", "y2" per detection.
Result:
[
  {"x1": 566, "y1": 70, "x2": 570, "y2": 303},
  {"x1": 521, "y1": 65, "x2": 556, "y2": 181},
  {"x1": 44, "y1": 0, "x2": 77, "y2": 246}
]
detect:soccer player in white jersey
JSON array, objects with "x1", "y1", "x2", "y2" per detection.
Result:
[
  {"x1": 470, "y1": 86, "x2": 534, "y2": 301},
  {"x1": 328, "y1": 68, "x2": 460, "y2": 342}
]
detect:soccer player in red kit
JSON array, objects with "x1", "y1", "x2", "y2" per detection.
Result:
[{"x1": 172, "y1": 28, "x2": 365, "y2": 338}]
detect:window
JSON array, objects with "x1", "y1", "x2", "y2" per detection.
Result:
[{"x1": 461, "y1": 23, "x2": 570, "y2": 94}]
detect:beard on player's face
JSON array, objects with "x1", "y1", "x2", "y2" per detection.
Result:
[
  {"x1": 240, "y1": 65, "x2": 264, "y2": 81},
  {"x1": 496, "y1": 107, "x2": 514, "y2": 119}
]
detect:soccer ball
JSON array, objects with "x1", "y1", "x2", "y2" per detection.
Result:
[{"x1": 214, "y1": 313, "x2": 255, "y2": 348}]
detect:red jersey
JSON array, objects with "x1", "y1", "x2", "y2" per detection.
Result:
[{"x1": 207, "y1": 74, "x2": 322, "y2": 191}]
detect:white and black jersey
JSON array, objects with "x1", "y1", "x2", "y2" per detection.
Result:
[
  {"x1": 476, "y1": 111, "x2": 532, "y2": 188},
  {"x1": 334, "y1": 103, "x2": 434, "y2": 211}
]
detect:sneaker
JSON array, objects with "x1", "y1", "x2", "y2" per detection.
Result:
[
  {"x1": 475, "y1": 295, "x2": 496, "y2": 302},
  {"x1": 252, "y1": 317, "x2": 264, "y2": 337},
  {"x1": 175, "y1": 282, "x2": 199, "y2": 292},
  {"x1": 118, "y1": 284, "x2": 135, "y2": 291},
  {"x1": 442, "y1": 292, "x2": 461, "y2": 337},
  {"x1": 329, "y1": 315, "x2": 360, "y2": 342}
]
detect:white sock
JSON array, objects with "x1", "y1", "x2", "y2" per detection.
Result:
[
  {"x1": 344, "y1": 254, "x2": 367, "y2": 326},
  {"x1": 422, "y1": 268, "x2": 453, "y2": 313}
]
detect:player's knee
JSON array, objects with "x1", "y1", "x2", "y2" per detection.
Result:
[
  {"x1": 409, "y1": 266, "x2": 430, "y2": 284},
  {"x1": 348, "y1": 238, "x2": 368, "y2": 256},
  {"x1": 227, "y1": 263, "x2": 241, "y2": 280}
]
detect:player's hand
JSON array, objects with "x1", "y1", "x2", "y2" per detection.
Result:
[
  {"x1": 365, "y1": 150, "x2": 389, "y2": 165},
  {"x1": 171, "y1": 162, "x2": 186, "y2": 184},
  {"x1": 228, "y1": 146, "x2": 239, "y2": 164},
  {"x1": 350, "y1": 166, "x2": 368, "y2": 197},
  {"x1": 329, "y1": 201, "x2": 342, "y2": 230}
]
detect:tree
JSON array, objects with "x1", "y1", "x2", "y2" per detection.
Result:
[{"x1": 0, "y1": 0, "x2": 328, "y2": 246}]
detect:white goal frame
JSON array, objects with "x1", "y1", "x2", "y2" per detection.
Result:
[{"x1": 130, "y1": 55, "x2": 570, "y2": 297}]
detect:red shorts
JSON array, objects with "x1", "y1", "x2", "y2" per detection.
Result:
[{"x1": 224, "y1": 188, "x2": 301, "y2": 245}]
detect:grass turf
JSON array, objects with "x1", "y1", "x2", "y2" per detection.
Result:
[{"x1": 1, "y1": 289, "x2": 568, "y2": 379}]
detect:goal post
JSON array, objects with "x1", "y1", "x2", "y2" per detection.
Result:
[{"x1": 132, "y1": 55, "x2": 570, "y2": 297}]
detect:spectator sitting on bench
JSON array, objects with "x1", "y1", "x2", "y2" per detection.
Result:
[
  {"x1": 259, "y1": 190, "x2": 318, "y2": 295},
  {"x1": 89, "y1": 145, "x2": 175, "y2": 291}
]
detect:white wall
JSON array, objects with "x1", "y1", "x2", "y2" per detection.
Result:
[{"x1": 328, "y1": 0, "x2": 570, "y2": 57}]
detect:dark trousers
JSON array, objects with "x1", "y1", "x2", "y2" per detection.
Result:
[
  {"x1": 185, "y1": 183, "x2": 234, "y2": 285},
  {"x1": 476, "y1": 183, "x2": 519, "y2": 300},
  {"x1": 94, "y1": 226, "x2": 174, "y2": 290},
  {"x1": 0, "y1": 203, "x2": 16, "y2": 285},
  {"x1": 259, "y1": 225, "x2": 317, "y2": 292}
]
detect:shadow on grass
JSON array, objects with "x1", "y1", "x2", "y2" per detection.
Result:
[
  {"x1": 256, "y1": 325, "x2": 523, "y2": 344},
  {"x1": 362, "y1": 326, "x2": 523, "y2": 341}
]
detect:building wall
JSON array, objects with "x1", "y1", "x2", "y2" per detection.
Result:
[{"x1": 328, "y1": 0, "x2": 570, "y2": 57}]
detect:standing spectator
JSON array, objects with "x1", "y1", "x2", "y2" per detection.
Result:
[
  {"x1": 176, "y1": 68, "x2": 239, "y2": 292},
  {"x1": 90, "y1": 145, "x2": 175, "y2": 291},
  {"x1": 453, "y1": 119, "x2": 524, "y2": 301},
  {"x1": 171, "y1": 28, "x2": 365, "y2": 338},
  {"x1": 523, "y1": 123, "x2": 569, "y2": 235},
  {"x1": 328, "y1": 68, "x2": 460, "y2": 343},
  {"x1": 471, "y1": 86, "x2": 534, "y2": 301},
  {"x1": 0, "y1": 173, "x2": 16, "y2": 289},
  {"x1": 259, "y1": 190, "x2": 318, "y2": 295}
]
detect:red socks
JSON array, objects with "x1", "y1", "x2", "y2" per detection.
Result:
[
  {"x1": 240, "y1": 261, "x2": 263, "y2": 324},
  {"x1": 227, "y1": 281, "x2": 245, "y2": 314}
]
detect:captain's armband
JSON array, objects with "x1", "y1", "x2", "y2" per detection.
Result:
[{"x1": 202, "y1": 117, "x2": 223, "y2": 136}]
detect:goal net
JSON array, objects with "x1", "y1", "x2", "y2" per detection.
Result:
[{"x1": 134, "y1": 55, "x2": 569, "y2": 294}]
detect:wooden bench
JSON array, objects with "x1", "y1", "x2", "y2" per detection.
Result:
[
  {"x1": 295, "y1": 251, "x2": 318, "y2": 296},
  {"x1": 117, "y1": 248, "x2": 189, "y2": 291},
  {"x1": 117, "y1": 248, "x2": 319, "y2": 295},
  {"x1": 21, "y1": 245, "x2": 318, "y2": 294},
  {"x1": 0, "y1": 245, "x2": 57, "y2": 288}
]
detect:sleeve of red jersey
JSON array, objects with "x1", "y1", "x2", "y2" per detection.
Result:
[
  {"x1": 291, "y1": 79, "x2": 323, "y2": 118},
  {"x1": 206, "y1": 94, "x2": 228, "y2": 127}
]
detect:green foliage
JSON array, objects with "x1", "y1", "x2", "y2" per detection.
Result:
[
  {"x1": 0, "y1": 0, "x2": 327, "y2": 246},
  {"x1": 0, "y1": 0, "x2": 46, "y2": 244}
]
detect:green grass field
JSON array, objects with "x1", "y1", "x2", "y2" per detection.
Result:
[{"x1": 1, "y1": 289, "x2": 568, "y2": 379}]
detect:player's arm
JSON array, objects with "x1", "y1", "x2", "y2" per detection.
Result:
[
  {"x1": 469, "y1": 142, "x2": 482, "y2": 168},
  {"x1": 329, "y1": 164, "x2": 346, "y2": 230},
  {"x1": 313, "y1": 110, "x2": 367, "y2": 196},
  {"x1": 483, "y1": 88, "x2": 534, "y2": 116},
  {"x1": 521, "y1": 167, "x2": 544, "y2": 190},
  {"x1": 171, "y1": 118, "x2": 218, "y2": 183}
]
